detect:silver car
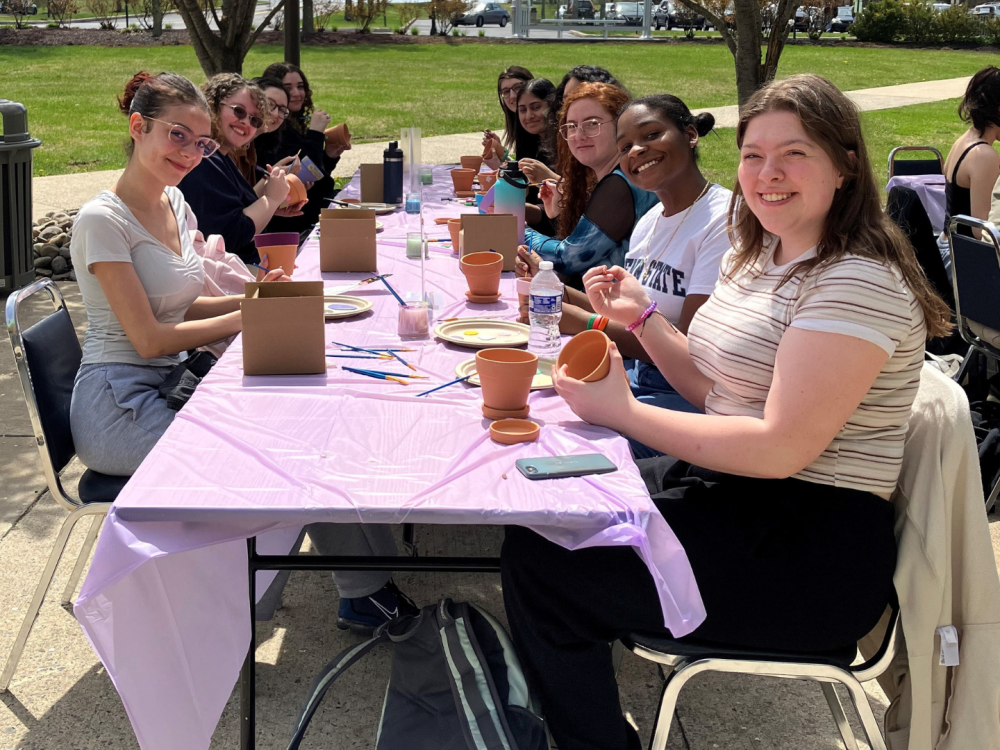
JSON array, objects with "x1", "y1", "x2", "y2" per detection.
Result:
[{"x1": 454, "y1": 2, "x2": 511, "y2": 26}]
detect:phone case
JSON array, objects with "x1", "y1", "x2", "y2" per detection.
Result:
[{"x1": 515, "y1": 454, "x2": 617, "y2": 480}]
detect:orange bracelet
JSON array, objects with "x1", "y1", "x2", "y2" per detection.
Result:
[{"x1": 595, "y1": 316, "x2": 609, "y2": 332}]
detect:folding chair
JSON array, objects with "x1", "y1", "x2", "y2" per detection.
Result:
[
  {"x1": 887, "y1": 145, "x2": 944, "y2": 180},
  {"x1": 947, "y1": 215, "x2": 1000, "y2": 513},
  {"x1": 1, "y1": 279, "x2": 129, "y2": 692}
]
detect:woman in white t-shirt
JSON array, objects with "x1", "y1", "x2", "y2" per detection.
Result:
[{"x1": 500, "y1": 75, "x2": 953, "y2": 750}]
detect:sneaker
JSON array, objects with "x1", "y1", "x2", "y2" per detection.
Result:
[{"x1": 336, "y1": 580, "x2": 419, "y2": 634}]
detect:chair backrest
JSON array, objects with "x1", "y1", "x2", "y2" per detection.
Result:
[
  {"x1": 5, "y1": 279, "x2": 83, "y2": 508},
  {"x1": 887, "y1": 146, "x2": 944, "y2": 180},
  {"x1": 886, "y1": 185, "x2": 954, "y2": 310},
  {"x1": 948, "y1": 216, "x2": 1000, "y2": 361}
]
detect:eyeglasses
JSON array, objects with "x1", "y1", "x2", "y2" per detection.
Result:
[
  {"x1": 558, "y1": 118, "x2": 611, "y2": 140},
  {"x1": 144, "y1": 117, "x2": 220, "y2": 157},
  {"x1": 268, "y1": 100, "x2": 289, "y2": 120},
  {"x1": 224, "y1": 103, "x2": 264, "y2": 130},
  {"x1": 500, "y1": 82, "x2": 523, "y2": 99}
]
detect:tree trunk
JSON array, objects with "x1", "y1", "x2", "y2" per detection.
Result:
[
  {"x1": 429, "y1": 8, "x2": 437, "y2": 34},
  {"x1": 302, "y1": 0, "x2": 314, "y2": 33},
  {"x1": 151, "y1": 0, "x2": 163, "y2": 37}
]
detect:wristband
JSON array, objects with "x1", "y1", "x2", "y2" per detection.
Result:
[
  {"x1": 625, "y1": 301, "x2": 658, "y2": 333},
  {"x1": 595, "y1": 316, "x2": 609, "y2": 332},
  {"x1": 586, "y1": 314, "x2": 597, "y2": 330}
]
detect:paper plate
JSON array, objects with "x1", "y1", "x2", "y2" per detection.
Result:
[
  {"x1": 336, "y1": 202, "x2": 397, "y2": 216},
  {"x1": 434, "y1": 319, "x2": 529, "y2": 348},
  {"x1": 456, "y1": 357, "x2": 553, "y2": 390},
  {"x1": 324, "y1": 295, "x2": 374, "y2": 320}
]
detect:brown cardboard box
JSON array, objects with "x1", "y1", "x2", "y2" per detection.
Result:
[
  {"x1": 459, "y1": 214, "x2": 518, "y2": 272},
  {"x1": 360, "y1": 164, "x2": 384, "y2": 203},
  {"x1": 242, "y1": 281, "x2": 326, "y2": 376},
  {"x1": 319, "y1": 208, "x2": 378, "y2": 273}
]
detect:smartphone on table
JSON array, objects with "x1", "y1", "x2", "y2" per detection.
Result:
[{"x1": 515, "y1": 454, "x2": 617, "y2": 481}]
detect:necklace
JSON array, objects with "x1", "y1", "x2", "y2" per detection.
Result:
[{"x1": 637, "y1": 181, "x2": 713, "y2": 287}]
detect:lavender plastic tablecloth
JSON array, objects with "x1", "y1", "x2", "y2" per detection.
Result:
[
  {"x1": 73, "y1": 166, "x2": 705, "y2": 750},
  {"x1": 887, "y1": 173, "x2": 947, "y2": 235}
]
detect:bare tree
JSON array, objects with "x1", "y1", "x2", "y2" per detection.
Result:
[
  {"x1": 313, "y1": 0, "x2": 343, "y2": 29},
  {"x1": 396, "y1": 1, "x2": 419, "y2": 30},
  {"x1": 47, "y1": 0, "x2": 79, "y2": 26},
  {"x1": 173, "y1": 0, "x2": 288, "y2": 75},
  {"x1": 425, "y1": 0, "x2": 469, "y2": 34},
  {"x1": 675, "y1": 0, "x2": 799, "y2": 106},
  {"x1": 87, "y1": 0, "x2": 119, "y2": 27},
  {"x1": 351, "y1": 0, "x2": 387, "y2": 31}
]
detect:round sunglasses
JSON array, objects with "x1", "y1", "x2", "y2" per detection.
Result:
[
  {"x1": 144, "y1": 117, "x2": 220, "y2": 157},
  {"x1": 224, "y1": 103, "x2": 265, "y2": 130}
]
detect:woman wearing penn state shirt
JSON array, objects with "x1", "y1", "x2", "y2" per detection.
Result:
[{"x1": 502, "y1": 75, "x2": 951, "y2": 750}]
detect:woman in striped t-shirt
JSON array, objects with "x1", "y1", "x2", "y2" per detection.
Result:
[{"x1": 500, "y1": 75, "x2": 952, "y2": 750}]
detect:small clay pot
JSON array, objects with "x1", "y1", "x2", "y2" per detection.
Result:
[
  {"x1": 281, "y1": 174, "x2": 308, "y2": 207},
  {"x1": 489, "y1": 419, "x2": 539, "y2": 445},
  {"x1": 476, "y1": 348, "x2": 538, "y2": 414},
  {"x1": 254, "y1": 232, "x2": 299, "y2": 248},
  {"x1": 451, "y1": 168, "x2": 476, "y2": 193},
  {"x1": 479, "y1": 171, "x2": 498, "y2": 191},
  {"x1": 325, "y1": 122, "x2": 351, "y2": 148},
  {"x1": 461, "y1": 155, "x2": 484, "y2": 172},
  {"x1": 434, "y1": 217, "x2": 455, "y2": 225},
  {"x1": 448, "y1": 219, "x2": 462, "y2": 252},
  {"x1": 257, "y1": 244, "x2": 297, "y2": 277},
  {"x1": 556, "y1": 329, "x2": 611, "y2": 382},
  {"x1": 460, "y1": 251, "x2": 503, "y2": 297}
]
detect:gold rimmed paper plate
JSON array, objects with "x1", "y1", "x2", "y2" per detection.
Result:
[
  {"x1": 434, "y1": 319, "x2": 529, "y2": 348},
  {"x1": 324, "y1": 295, "x2": 374, "y2": 320},
  {"x1": 456, "y1": 357, "x2": 553, "y2": 390}
]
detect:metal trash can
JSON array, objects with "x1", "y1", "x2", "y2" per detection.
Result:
[{"x1": 0, "y1": 100, "x2": 42, "y2": 293}]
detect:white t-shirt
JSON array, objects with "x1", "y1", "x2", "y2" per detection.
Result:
[
  {"x1": 71, "y1": 187, "x2": 205, "y2": 367},
  {"x1": 623, "y1": 183, "x2": 731, "y2": 325}
]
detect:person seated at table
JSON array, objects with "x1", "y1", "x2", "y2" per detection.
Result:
[
  {"x1": 517, "y1": 94, "x2": 729, "y2": 450},
  {"x1": 501, "y1": 74, "x2": 952, "y2": 750},
  {"x1": 525, "y1": 82, "x2": 658, "y2": 280},
  {"x1": 178, "y1": 74, "x2": 303, "y2": 265},
  {"x1": 510, "y1": 78, "x2": 559, "y2": 234},
  {"x1": 259, "y1": 62, "x2": 349, "y2": 232},
  {"x1": 229, "y1": 76, "x2": 303, "y2": 186},
  {"x1": 482, "y1": 65, "x2": 534, "y2": 166},
  {"x1": 551, "y1": 64, "x2": 625, "y2": 120}
]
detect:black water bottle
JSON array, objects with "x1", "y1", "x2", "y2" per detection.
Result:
[{"x1": 383, "y1": 141, "x2": 404, "y2": 205}]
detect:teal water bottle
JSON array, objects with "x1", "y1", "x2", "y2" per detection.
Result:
[{"x1": 494, "y1": 164, "x2": 529, "y2": 243}]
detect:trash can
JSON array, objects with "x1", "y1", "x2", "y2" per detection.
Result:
[{"x1": 0, "y1": 100, "x2": 42, "y2": 293}]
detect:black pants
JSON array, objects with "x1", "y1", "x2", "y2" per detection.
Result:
[{"x1": 500, "y1": 457, "x2": 897, "y2": 750}]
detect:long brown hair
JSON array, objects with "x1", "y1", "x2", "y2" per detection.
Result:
[
  {"x1": 555, "y1": 82, "x2": 630, "y2": 239},
  {"x1": 728, "y1": 74, "x2": 951, "y2": 339},
  {"x1": 498, "y1": 66, "x2": 533, "y2": 152},
  {"x1": 263, "y1": 62, "x2": 315, "y2": 135},
  {"x1": 200, "y1": 73, "x2": 268, "y2": 152}
]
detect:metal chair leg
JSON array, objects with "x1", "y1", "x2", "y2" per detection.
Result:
[
  {"x1": 648, "y1": 659, "x2": 695, "y2": 750},
  {"x1": 821, "y1": 682, "x2": 860, "y2": 750},
  {"x1": 60, "y1": 512, "x2": 105, "y2": 605},
  {"x1": 0, "y1": 503, "x2": 107, "y2": 692},
  {"x1": 612, "y1": 640, "x2": 625, "y2": 678},
  {"x1": 840, "y1": 675, "x2": 888, "y2": 750}
]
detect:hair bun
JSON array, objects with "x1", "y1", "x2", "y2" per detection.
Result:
[
  {"x1": 694, "y1": 112, "x2": 715, "y2": 137},
  {"x1": 118, "y1": 71, "x2": 153, "y2": 115}
]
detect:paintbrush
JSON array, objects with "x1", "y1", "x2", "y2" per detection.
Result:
[
  {"x1": 341, "y1": 366, "x2": 408, "y2": 385},
  {"x1": 326, "y1": 354, "x2": 391, "y2": 360},
  {"x1": 416, "y1": 375, "x2": 474, "y2": 397},
  {"x1": 378, "y1": 275, "x2": 407, "y2": 307},
  {"x1": 350, "y1": 367, "x2": 428, "y2": 379},
  {"x1": 331, "y1": 341, "x2": 392, "y2": 357}
]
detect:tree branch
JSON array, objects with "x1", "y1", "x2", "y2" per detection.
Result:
[
  {"x1": 673, "y1": 0, "x2": 736, "y2": 56},
  {"x1": 245, "y1": 0, "x2": 286, "y2": 50}
]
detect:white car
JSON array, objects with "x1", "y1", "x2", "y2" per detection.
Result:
[
  {"x1": 931, "y1": 1, "x2": 951, "y2": 9},
  {"x1": 972, "y1": 3, "x2": 1000, "y2": 17}
]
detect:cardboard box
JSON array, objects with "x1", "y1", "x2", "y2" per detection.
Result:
[
  {"x1": 360, "y1": 164, "x2": 384, "y2": 203},
  {"x1": 319, "y1": 208, "x2": 378, "y2": 273},
  {"x1": 242, "y1": 281, "x2": 326, "y2": 376},
  {"x1": 459, "y1": 214, "x2": 518, "y2": 272}
]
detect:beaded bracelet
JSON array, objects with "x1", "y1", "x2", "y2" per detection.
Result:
[
  {"x1": 586, "y1": 314, "x2": 598, "y2": 330},
  {"x1": 625, "y1": 301, "x2": 658, "y2": 333}
]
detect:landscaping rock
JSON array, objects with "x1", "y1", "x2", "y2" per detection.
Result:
[
  {"x1": 39, "y1": 243, "x2": 61, "y2": 258},
  {"x1": 33, "y1": 256, "x2": 52, "y2": 269},
  {"x1": 37, "y1": 225, "x2": 62, "y2": 242},
  {"x1": 35, "y1": 268, "x2": 53, "y2": 277},
  {"x1": 68, "y1": 269, "x2": 77, "y2": 282},
  {"x1": 50, "y1": 256, "x2": 69, "y2": 275},
  {"x1": 33, "y1": 243, "x2": 46, "y2": 256},
  {"x1": 58, "y1": 246, "x2": 72, "y2": 260},
  {"x1": 52, "y1": 273, "x2": 71, "y2": 281},
  {"x1": 50, "y1": 232, "x2": 69, "y2": 248}
]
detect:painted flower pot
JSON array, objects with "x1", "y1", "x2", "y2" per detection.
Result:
[
  {"x1": 451, "y1": 168, "x2": 476, "y2": 194},
  {"x1": 460, "y1": 251, "x2": 503, "y2": 297},
  {"x1": 257, "y1": 244, "x2": 297, "y2": 277},
  {"x1": 281, "y1": 174, "x2": 308, "y2": 207},
  {"x1": 461, "y1": 155, "x2": 484, "y2": 172},
  {"x1": 324, "y1": 122, "x2": 351, "y2": 148},
  {"x1": 476, "y1": 348, "x2": 538, "y2": 414},
  {"x1": 489, "y1": 419, "x2": 540, "y2": 445},
  {"x1": 557, "y1": 329, "x2": 611, "y2": 382},
  {"x1": 254, "y1": 232, "x2": 300, "y2": 248},
  {"x1": 479, "y1": 171, "x2": 498, "y2": 190},
  {"x1": 448, "y1": 219, "x2": 463, "y2": 253}
]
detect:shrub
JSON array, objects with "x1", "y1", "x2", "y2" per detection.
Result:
[
  {"x1": 87, "y1": 0, "x2": 117, "y2": 28},
  {"x1": 852, "y1": 0, "x2": 905, "y2": 43},
  {"x1": 47, "y1": 0, "x2": 79, "y2": 27},
  {"x1": 901, "y1": 0, "x2": 935, "y2": 43},
  {"x1": 331, "y1": 23, "x2": 338, "y2": 29},
  {"x1": 410, "y1": 24, "x2": 418, "y2": 33},
  {"x1": 478, "y1": 27, "x2": 484, "y2": 35},
  {"x1": 164, "y1": 20, "x2": 172, "y2": 27},
  {"x1": 47, "y1": 20, "x2": 59, "y2": 26},
  {"x1": 983, "y1": 16, "x2": 1000, "y2": 45},
  {"x1": 451, "y1": 25, "x2": 460, "y2": 34},
  {"x1": 935, "y1": 4, "x2": 979, "y2": 44}
]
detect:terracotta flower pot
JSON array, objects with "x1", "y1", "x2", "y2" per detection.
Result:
[
  {"x1": 476, "y1": 348, "x2": 538, "y2": 414},
  {"x1": 281, "y1": 174, "x2": 308, "y2": 207},
  {"x1": 324, "y1": 122, "x2": 351, "y2": 149},
  {"x1": 461, "y1": 155, "x2": 484, "y2": 172},
  {"x1": 254, "y1": 232, "x2": 299, "y2": 248},
  {"x1": 257, "y1": 244, "x2": 297, "y2": 277},
  {"x1": 479, "y1": 171, "x2": 498, "y2": 191},
  {"x1": 557, "y1": 329, "x2": 611, "y2": 382},
  {"x1": 451, "y1": 168, "x2": 476, "y2": 194},
  {"x1": 460, "y1": 251, "x2": 503, "y2": 297},
  {"x1": 489, "y1": 419, "x2": 540, "y2": 445},
  {"x1": 448, "y1": 219, "x2": 462, "y2": 252}
]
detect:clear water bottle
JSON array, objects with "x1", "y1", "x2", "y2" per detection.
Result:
[{"x1": 528, "y1": 261, "x2": 563, "y2": 362}]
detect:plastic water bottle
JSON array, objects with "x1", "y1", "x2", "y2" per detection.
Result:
[{"x1": 528, "y1": 261, "x2": 563, "y2": 363}]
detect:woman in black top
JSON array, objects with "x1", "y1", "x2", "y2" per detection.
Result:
[
  {"x1": 482, "y1": 65, "x2": 533, "y2": 166},
  {"x1": 178, "y1": 74, "x2": 302, "y2": 264},
  {"x1": 259, "y1": 62, "x2": 347, "y2": 232}
]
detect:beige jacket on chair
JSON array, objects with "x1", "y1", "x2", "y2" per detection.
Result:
[{"x1": 876, "y1": 363, "x2": 1000, "y2": 750}]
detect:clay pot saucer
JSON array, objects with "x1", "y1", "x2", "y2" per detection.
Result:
[
  {"x1": 483, "y1": 404, "x2": 531, "y2": 420},
  {"x1": 489, "y1": 419, "x2": 539, "y2": 445},
  {"x1": 466, "y1": 291, "x2": 501, "y2": 304},
  {"x1": 435, "y1": 217, "x2": 456, "y2": 225},
  {"x1": 455, "y1": 190, "x2": 476, "y2": 199},
  {"x1": 557, "y1": 329, "x2": 611, "y2": 382}
]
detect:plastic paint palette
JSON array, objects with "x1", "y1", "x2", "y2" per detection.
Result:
[
  {"x1": 433, "y1": 319, "x2": 529, "y2": 349},
  {"x1": 455, "y1": 357, "x2": 554, "y2": 391},
  {"x1": 324, "y1": 295, "x2": 374, "y2": 320}
]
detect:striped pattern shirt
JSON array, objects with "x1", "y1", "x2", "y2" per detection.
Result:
[{"x1": 687, "y1": 242, "x2": 926, "y2": 496}]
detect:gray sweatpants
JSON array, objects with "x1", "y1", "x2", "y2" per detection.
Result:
[{"x1": 71, "y1": 363, "x2": 397, "y2": 599}]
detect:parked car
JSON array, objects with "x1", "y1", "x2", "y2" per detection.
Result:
[
  {"x1": 564, "y1": 0, "x2": 596, "y2": 19},
  {"x1": 454, "y1": 2, "x2": 510, "y2": 26},
  {"x1": 972, "y1": 3, "x2": 1000, "y2": 17},
  {"x1": 0, "y1": 1, "x2": 38, "y2": 12},
  {"x1": 609, "y1": 1, "x2": 645, "y2": 25},
  {"x1": 653, "y1": 0, "x2": 707, "y2": 29},
  {"x1": 826, "y1": 4, "x2": 853, "y2": 31},
  {"x1": 931, "y1": 1, "x2": 951, "y2": 10}
]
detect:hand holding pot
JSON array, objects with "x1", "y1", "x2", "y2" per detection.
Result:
[
  {"x1": 310, "y1": 108, "x2": 332, "y2": 133},
  {"x1": 583, "y1": 265, "x2": 652, "y2": 327},
  {"x1": 519, "y1": 159, "x2": 558, "y2": 185},
  {"x1": 264, "y1": 167, "x2": 290, "y2": 204},
  {"x1": 552, "y1": 342, "x2": 634, "y2": 430},
  {"x1": 271, "y1": 155, "x2": 301, "y2": 175}
]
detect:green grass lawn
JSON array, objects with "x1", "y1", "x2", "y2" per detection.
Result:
[{"x1": 0, "y1": 42, "x2": 985, "y2": 176}]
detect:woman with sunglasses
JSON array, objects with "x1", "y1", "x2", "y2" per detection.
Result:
[
  {"x1": 69, "y1": 71, "x2": 289, "y2": 477},
  {"x1": 178, "y1": 73, "x2": 302, "y2": 264},
  {"x1": 524, "y1": 82, "x2": 658, "y2": 280},
  {"x1": 229, "y1": 76, "x2": 301, "y2": 186}
]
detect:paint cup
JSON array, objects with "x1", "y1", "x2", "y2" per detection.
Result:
[
  {"x1": 406, "y1": 232, "x2": 424, "y2": 259},
  {"x1": 398, "y1": 301, "x2": 430, "y2": 338},
  {"x1": 419, "y1": 166, "x2": 434, "y2": 185}
]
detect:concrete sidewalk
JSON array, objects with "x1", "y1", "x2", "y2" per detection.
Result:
[{"x1": 30, "y1": 76, "x2": 972, "y2": 220}]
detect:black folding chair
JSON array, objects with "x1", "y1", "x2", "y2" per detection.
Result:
[
  {"x1": 887, "y1": 145, "x2": 944, "y2": 180},
  {"x1": 948, "y1": 215, "x2": 1000, "y2": 512},
  {"x1": 1, "y1": 279, "x2": 130, "y2": 692}
]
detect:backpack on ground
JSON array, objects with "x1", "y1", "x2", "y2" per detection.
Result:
[{"x1": 287, "y1": 598, "x2": 548, "y2": 750}]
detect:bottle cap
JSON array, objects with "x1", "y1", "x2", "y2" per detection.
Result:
[{"x1": 539, "y1": 261, "x2": 553, "y2": 271}]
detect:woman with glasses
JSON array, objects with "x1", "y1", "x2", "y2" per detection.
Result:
[
  {"x1": 524, "y1": 82, "x2": 658, "y2": 279},
  {"x1": 69, "y1": 71, "x2": 289, "y2": 477},
  {"x1": 229, "y1": 76, "x2": 300, "y2": 185},
  {"x1": 178, "y1": 73, "x2": 302, "y2": 264},
  {"x1": 482, "y1": 66, "x2": 534, "y2": 167}
]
